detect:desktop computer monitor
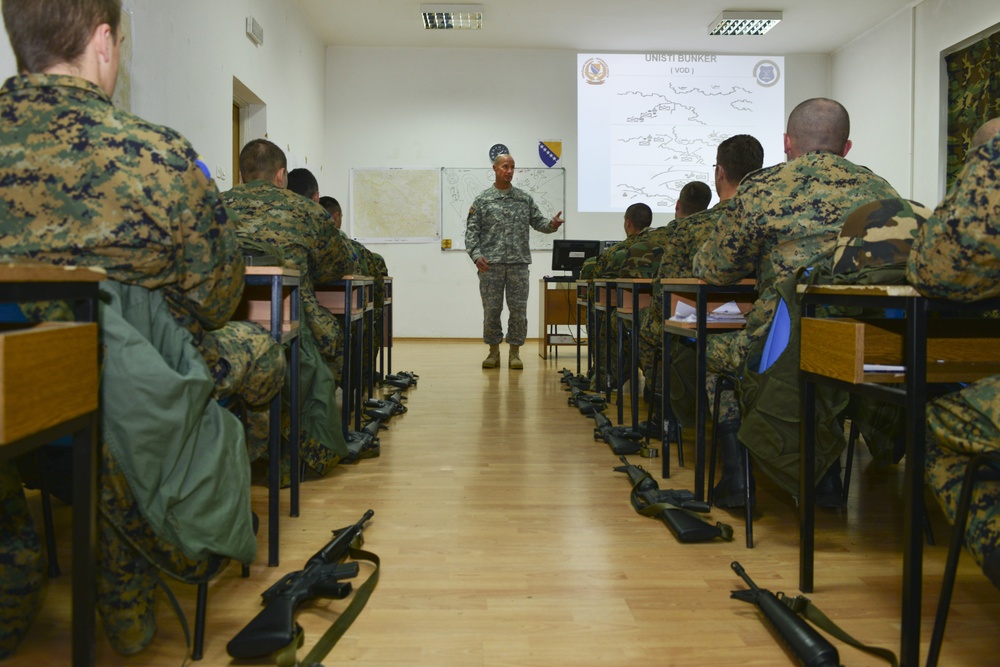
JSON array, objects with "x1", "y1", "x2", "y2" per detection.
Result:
[{"x1": 550, "y1": 239, "x2": 602, "y2": 279}]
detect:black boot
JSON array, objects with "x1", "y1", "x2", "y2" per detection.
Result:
[
  {"x1": 815, "y1": 458, "x2": 844, "y2": 508},
  {"x1": 713, "y1": 419, "x2": 755, "y2": 509}
]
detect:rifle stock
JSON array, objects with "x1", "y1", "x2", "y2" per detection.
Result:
[
  {"x1": 227, "y1": 511, "x2": 373, "y2": 660},
  {"x1": 731, "y1": 561, "x2": 842, "y2": 667}
]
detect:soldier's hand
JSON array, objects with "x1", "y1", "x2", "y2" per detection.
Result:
[
  {"x1": 551, "y1": 212, "x2": 565, "y2": 229},
  {"x1": 475, "y1": 257, "x2": 490, "y2": 272}
]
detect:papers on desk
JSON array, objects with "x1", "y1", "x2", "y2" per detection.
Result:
[
  {"x1": 669, "y1": 300, "x2": 747, "y2": 324},
  {"x1": 863, "y1": 364, "x2": 905, "y2": 372}
]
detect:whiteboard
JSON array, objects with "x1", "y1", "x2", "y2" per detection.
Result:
[{"x1": 441, "y1": 167, "x2": 566, "y2": 251}]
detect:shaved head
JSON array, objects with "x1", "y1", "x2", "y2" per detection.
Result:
[
  {"x1": 971, "y1": 117, "x2": 1000, "y2": 150},
  {"x1": 786, "y1": 98, "x2": 851, "y2": 157}
]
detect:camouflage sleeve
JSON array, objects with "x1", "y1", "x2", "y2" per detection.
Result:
[
  {"x1": 465, "y1": 199, "x2": 483, "y2": 262},
  {"x1": 528, "y1": 196, "x2": 556, "y2": 234},
  {"x1": 311, "y1": 211, "x2": 357, "y2": 282},
  {"x1": 693, "y1": 196, "x2": 756, "y2": 284},
  {"x1": 167, "y1": 147, "x2": 244, "y2": 329},
  {"x1": 907, "y1": 139, "x2": 1000, "y2": 302}
]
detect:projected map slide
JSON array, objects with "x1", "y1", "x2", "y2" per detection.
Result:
[{"x1": 578, "y1": 53, "x2": 785, "y2": 213}]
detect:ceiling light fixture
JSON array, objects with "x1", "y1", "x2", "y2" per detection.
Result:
[
  {"x1": 421, "y1": 4, "x2": 483, "y2": 30},
  {"x1": 708, "y1": 11, "x2": 782, "y2": 36}
]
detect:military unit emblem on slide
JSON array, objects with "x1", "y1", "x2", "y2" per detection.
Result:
[
  {"x1": 582, "y1": 57, "x2": 609, "y2": 85},
  {"x1": 754, "y1": 59, "x2": 781, "y2": 87}
]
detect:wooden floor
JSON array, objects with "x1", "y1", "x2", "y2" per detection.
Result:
[{"x1": 10, "y1": 339, "x2": 1000, "y2": 665}]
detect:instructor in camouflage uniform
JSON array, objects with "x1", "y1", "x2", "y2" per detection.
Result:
[
  {"x1": 466, "y1": 153, "x2": 564, "y2": 369},
  {"x1": 694, "y1": 99, "x2": 899, "y2": 508},
  {"x1": 908, "y1": 120, "x2": 1000, "y2": 577},
  {"x1": 0, "y1": 0, "x2": 285, "y2": 655}
]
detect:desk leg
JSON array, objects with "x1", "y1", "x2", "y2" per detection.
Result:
[
  {"x1": 341, "y1": 306, "x2": 353, "y2": 437},
  {"x1": 72, "y1": 416, "x2": 98, "y2": 667},
  {"x1": 694, "y1": 293, "x2": 708, "y2": 502},
  {"x1": 576, "y1": 302, "x2": 583, "y2": 376},
  {"x1": 799, "y1": 374, "x2": 817, "y2": 593},
  {"x1": 662, "y1": 328, "x2": 672, "y2": 479},
  {"x1": 616, "y1": 314, "x2": 625, "y2": 425},
  {"x1": 900, "y1": 298, "x2": 928, "y2": 667},
  {"x1": 289, "y1": 287, "x2": 300, "y2": 519},
  {"x1": 630, "y1": 317, "x2": 639, "y2": 432},
  {"x1": 354, "y1": 316, "x2": 364, "y2": 432}
]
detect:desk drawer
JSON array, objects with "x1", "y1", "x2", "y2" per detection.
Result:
[
  {"x1": 801, "y1": 317, "x2": 1000, "y2": 384},
  {"x1": 0, "y1": 322, "x2": 97, "y2": 445}
]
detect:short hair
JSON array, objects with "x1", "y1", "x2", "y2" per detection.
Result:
[
  {"x1": 3, "y1": 0, "x2": 121, "y2": 73},
  {"x1": 971, "y1": 117, "x2": 1000, "y2": 150},
  {"x1": 493, "y1": 152, "x2": 513, "y2": 166},
  {"x1": 287, "y1": 168, "x2": 319, "y2": 199},
  {"x1": 624, "y1": 202, "x2": 653, "y2": 230},
  {"x1": 319, "y1": 196, "x2": 341, "y2": 217},
  {"x1": 677, "y1": 182, "x2": 712, "y2": 216},
  {"x1": 786, "y1": 98, "x2": 850, "y2": 154},
  {"x1": 716, "y1": 134, "x2": 765, "y2": 184},
  {"x1": 239, "y1": 139, "x2": 286, "y2": 184}
]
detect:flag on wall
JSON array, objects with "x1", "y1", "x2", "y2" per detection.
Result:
[{"x1": 539, "y1": 141, "x2": 561, "y2": 168}]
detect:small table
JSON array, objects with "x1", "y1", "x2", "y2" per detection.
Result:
[
  {"x1": 317, "y1": 277, "x2": 374, "y2": 434},
  {"x1": 538, "y1": 277, "x2": 581, "y2": 360},
  {"x1": 659, "y1": 278, "x2": 756, "y2": 492},
  {"x1": 0, "y1": 262, "x2": 104, "y2": 667},
  {"x1": 238, "y1": 266, "x2": 301, "y2": 567},
  {"x1": 380, "y1": 277, "x2": 393, "y2": 379},
  {"x1": 592, "y1": 280, "x2": 619, "y2": 404},
  {"x1": 798, "y1": 283, "x2": 1000, "y2": 667}
]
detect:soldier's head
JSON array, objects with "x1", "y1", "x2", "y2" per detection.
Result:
[
  {"x1": 492, "y1": 153, "x2": 515, "y2": 190},
  {"x1": 3, "y1": 0, "x2": 122, "y2": 94},
  {"x1": 675, "y1": 181, "x2": 711, "y2": 219},
  {"x1": 319, "y1": 196, "x2": 343, "y2": 229},
  {"x1": 240, "y1": 139, "x2": 287, "y2": 186},
  {"x1": 784, "y1": 98, "x2": 852, "y2": 159},
  {"x1": 624, "y1": 202, "x2": 652, "y2": 236},
  {"x1": 287, "y1": 168, "x2": 320, "y2": 202},
  {"x1": 971, "y1": 117, "x2": 1000, "y2": 151},
  {"x1": 715, "y1": 134, "x2": 765, "y2": 200}
]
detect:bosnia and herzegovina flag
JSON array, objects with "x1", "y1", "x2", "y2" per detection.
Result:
[{"x1": 539, "y1": 141, "x2": 561, "y2": 168}]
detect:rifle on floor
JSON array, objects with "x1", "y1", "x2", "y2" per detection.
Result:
[
  {"x1": 567, "y1": 385, "x2": 606, "y2": 415},
  {"x1": 559, "y1": 368, "x2": 590, "y2": 390},
  {"x1": 227, "y1": 510, "x2": 378, "y2": 661},
  {"x1": 615, "y1": 456, "x2": 733, "y2": 543},
  {"x1": 344, "y1": 419, "x2": 383, "y2": 462},
  {"x1": 383, "y1": 370, "x2": 418, "y2": 389},
  {"x1": 592, "y1": 411, "x2": 644, "y2": 455},
  {"x1": 364, "y1": 390, "x2": 407, "y2": 422}
]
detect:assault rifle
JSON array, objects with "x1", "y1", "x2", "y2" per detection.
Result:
[
  {"x1": 567, "y1": 385, "x2": 606, "y2": 415},
  {"x1": 363, "y1": 391, "x2": 407, "y2": 422},
  {"x1": 227, "y1": 510, "x2": 374, "y2": 660},
  {"x1": 615, "y1": 456, "x2": 733, "y2": 543},
  {"x1": 730, "y1": 562, "x2": 842, "y2": 667},
  {"x1": 344, "y1": 419, "x2": 383, "y2": 463},
  {"x1": 383, "y1": 371, "x2": 418, "y2": 390},
  {"x1": 559, "y1": 368, "x2": 590, "y2": 391},
  {"x1": 592, "y1": 411, "x2": 644, "y2": 455}
]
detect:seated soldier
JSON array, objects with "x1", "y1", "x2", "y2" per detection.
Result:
[
  {"x1": 224, "y1": 142, "x2": 358, "y2": 473},
  {"x1": 0, "y1": 0, "x2": 284, "y2": 655},
  {"x1": 675, "y1": 180, "x2": 712, "y2": 220},
  {"x1": 633, "y1": 135, "x2": 764, "y2": 433},
  {"x1": 908, "y1": 118, "x2": 1000, "y2": 578}
]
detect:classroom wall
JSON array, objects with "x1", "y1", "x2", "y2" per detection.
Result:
[{"x1": 325, "y1": 48, "x2": 831, "y2": 339}]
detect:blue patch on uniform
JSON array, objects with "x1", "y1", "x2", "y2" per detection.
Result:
[{"x1": 195, "y1": 158, "x2": 211, "y2": 180}]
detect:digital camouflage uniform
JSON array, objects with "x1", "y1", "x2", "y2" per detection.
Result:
[
  {"x1": 0, "y1": 74, "x2": 285, "y2": 655},
  {"x1": 633, "y1": 205, "x2": 738, "y2": 423},
  {"x1": 466, "y1": 185, "x2": 557, "y2": 346},
  {"x1": 693, "y1": 152, "x2": 899, "y2": 425},
  {"x1": 223, "y1": 182, "x2": 357, "y2": 474},
  {"x1": 908, "y1": 132, "x2": 1000, "y2": 570}
]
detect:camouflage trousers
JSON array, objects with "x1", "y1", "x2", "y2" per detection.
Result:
[
  {"x1": 479, "y1": 263, "x2": 529, "y2": 346},
  {"x1": 0, "y1": 463, "x2": 42, "y2": 659},
  {"x1": 303, "y1": 293, "x2": 345, "y2": 379},
  {"x1": 926, "y1": 374, "x2": 1000, "y2": 569}
]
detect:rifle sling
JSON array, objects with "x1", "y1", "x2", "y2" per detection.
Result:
[
  {"x1": 627, "y1": 470, "x2": 734, "y2": 541},
  {"x1": 292, "y1": 546, "x2": 381, "y2": 666},
  {"x1": 778, "y1": 592, "x2": 899, "y2": 666}
]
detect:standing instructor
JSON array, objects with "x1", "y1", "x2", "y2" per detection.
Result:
[{"x1": 466, "y1": 153, "x2": 564, "y2": 369}]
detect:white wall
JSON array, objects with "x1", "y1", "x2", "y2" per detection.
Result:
[{"x1": 326, "y1": 48, "x2": 831, "y2": 339}]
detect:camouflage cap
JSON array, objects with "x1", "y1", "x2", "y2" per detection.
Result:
[{"x1": 833, "y1": 198, "x2": 932, "y2": 274}]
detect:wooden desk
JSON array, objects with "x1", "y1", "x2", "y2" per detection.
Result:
[
  {"x1": 538, "y1": 278, "x2": 581, "y2": 360},
  {"x1": 0, "y1": 263, "x2": 103, "y2": 667},
  {"x1": 317, "y1": 277, "x2": 374, "y2": 434},
  {"x1": 798, "y1": 283, "x2": 1000, "y2": 667},
  {"x1": 659, "y1": 278, "x2": 756, "y2": 492},
  {"x1": 380, "y1": 277, "x2": 393, "y2": 378},
  {"x1": 237, "y1": 266, "x2": 301, "y2": 567},
  {"x1": 614, "y1": 279, "x2": 653, "y2": 430},
  {"x1": 575, "y1": 280, "x2": 590, "y2": 376}
]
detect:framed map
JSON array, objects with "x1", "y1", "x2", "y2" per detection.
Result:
[{"x1": 350, "y1": 168, "x2": 441, "y2": 243}]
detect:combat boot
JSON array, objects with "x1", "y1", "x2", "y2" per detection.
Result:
[
  {"x1": 482, "y1": 344, "x2": 500, "y2": 368},
  {"x1": 713, "y1": 419, "x2": 755, "y2": 509},
  {"x1": 509, "y1": 344, "x2": 523, "y2": 370}
]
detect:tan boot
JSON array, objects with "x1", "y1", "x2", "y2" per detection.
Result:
[
  {"x1": 482, "y1": 344, "x2": 500, "y2": 368},
  {"x1": 509, "y1": 344, "x2": 523, "y2": 370}
]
